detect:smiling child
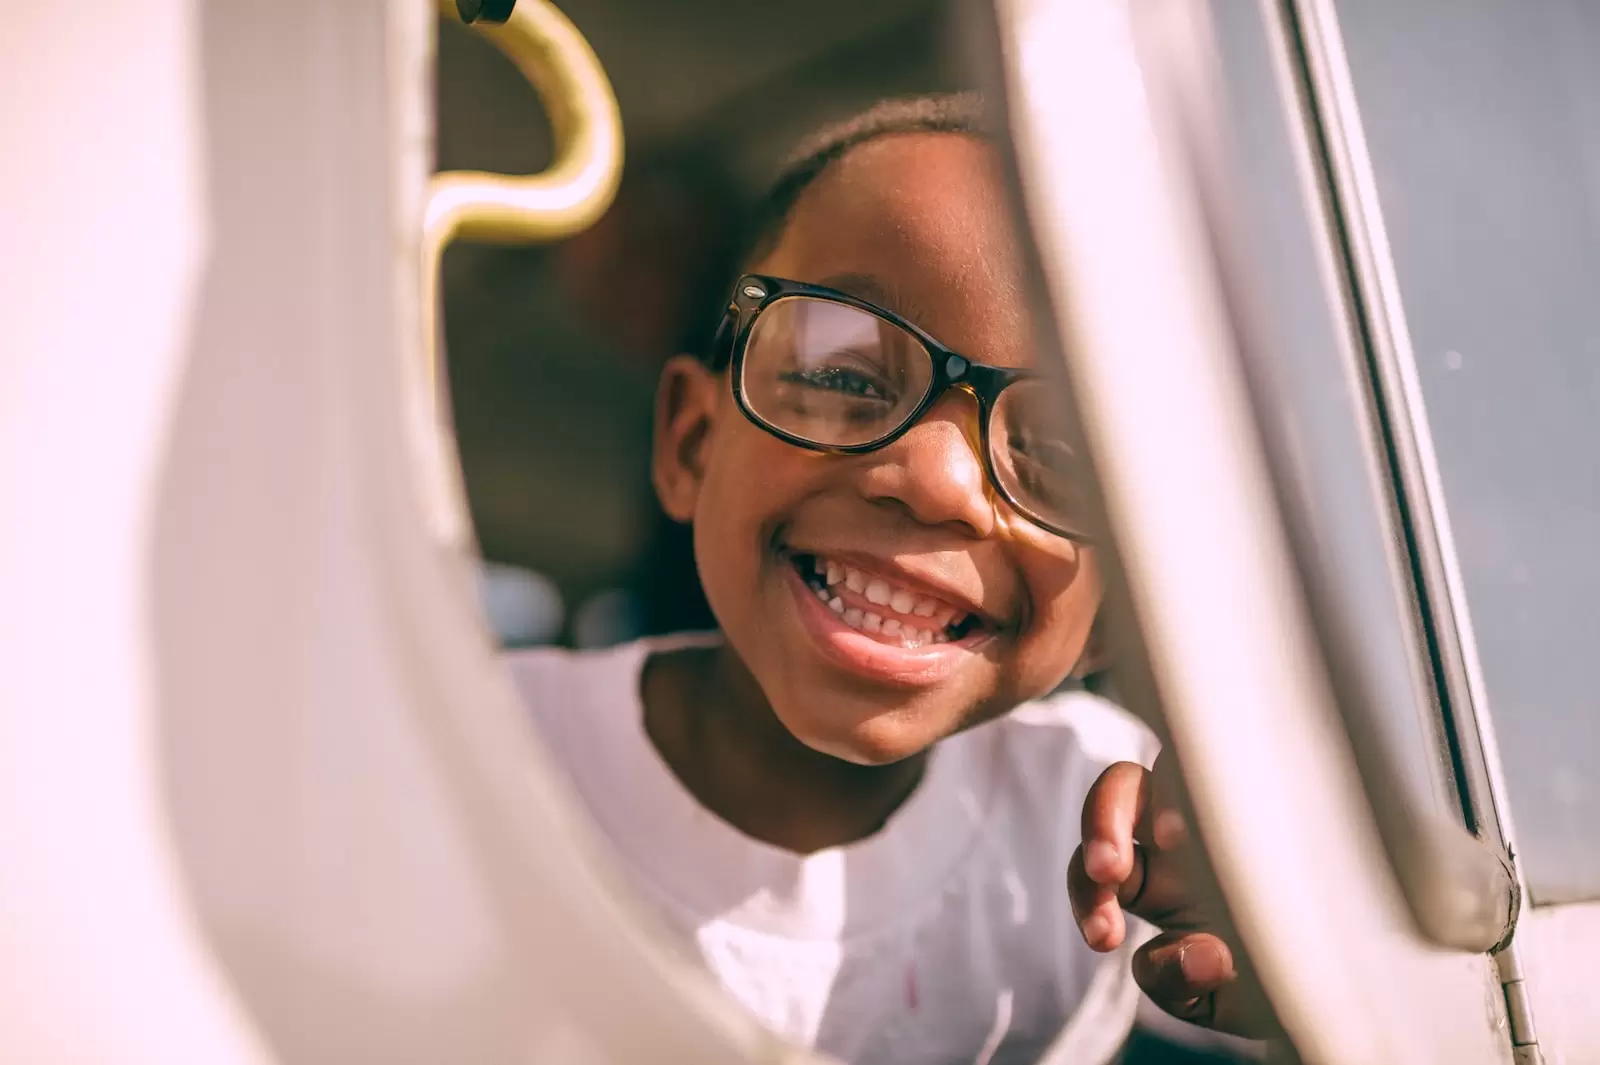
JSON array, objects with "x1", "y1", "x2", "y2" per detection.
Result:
[{"x1": 509, "y1": 94, "x2": 1260, "y2": 1065}]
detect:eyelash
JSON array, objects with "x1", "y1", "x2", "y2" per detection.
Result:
[{"x1": 779, "y1": 365, "x2": 894, "y2": 401}]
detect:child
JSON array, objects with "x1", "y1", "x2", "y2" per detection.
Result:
[{"x1": 509, "y1": 94, "x2": 1262, "y2": 1063}]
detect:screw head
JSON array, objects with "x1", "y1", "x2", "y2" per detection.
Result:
[{"x1": 742, "y1": 285, "x2": 766, "y2": 299}]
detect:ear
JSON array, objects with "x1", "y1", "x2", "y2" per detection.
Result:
[{"x1": 652, "y1": 355, "x2": 722, "y2": 523}]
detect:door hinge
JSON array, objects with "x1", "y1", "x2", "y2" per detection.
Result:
[{"x1": 1496, "y1": 943, "x2": 1543, "y2": 1065}]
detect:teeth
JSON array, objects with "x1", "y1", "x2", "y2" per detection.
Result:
[
  {"x1": 826, "y1": 606, "x2": 947, "y2": 650},
  {"x1": 807, "y1": 554, "x2": 980, "y2": 644},
  {"x1": 817, "y1": 586, "x2": 966, "y2": 647}
]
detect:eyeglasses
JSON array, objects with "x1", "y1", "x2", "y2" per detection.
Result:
[{"x1": 708, "y1": 274, "x2": 1093, "y2": 541}]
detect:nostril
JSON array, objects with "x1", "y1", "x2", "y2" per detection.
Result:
[{"x1": 859, "y1": 423, "x2": 994, "y2": 537}]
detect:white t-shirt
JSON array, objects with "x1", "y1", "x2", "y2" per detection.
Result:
[{"x1": 506, "y1": 635, "x2": 1160, "y2": 1065}]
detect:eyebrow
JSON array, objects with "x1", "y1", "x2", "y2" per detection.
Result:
[{"x1": 815, "y1": 272, "x2": 935, "y2": 327}]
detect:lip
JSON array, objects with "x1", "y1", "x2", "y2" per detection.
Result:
[{"x1": 782, "y1": 563, "x2": 993, "y2": 689}]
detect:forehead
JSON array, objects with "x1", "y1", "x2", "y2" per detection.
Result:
[{"x1": 753, "y1": 133, "x2": 1035, "y2": 367}]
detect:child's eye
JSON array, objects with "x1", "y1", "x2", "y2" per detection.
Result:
[
  {"x1": 1009, "y1": 434, "x2": 1072, "y2": 464},
  {"x1": 779, "y1": 364, "x2": 895, "y2": 402},
  {"x1": 1008, "y1": 435, "x2": 1080, "y2": 487}
]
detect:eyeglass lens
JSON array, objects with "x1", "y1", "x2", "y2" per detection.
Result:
[{"x1": 738, "y1": 295, "x2": 1090, "y2": 535}]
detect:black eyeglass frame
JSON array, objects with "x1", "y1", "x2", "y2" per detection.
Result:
[{"x1": 709, "y1": 273, "x2": 1091, "y2": 543}]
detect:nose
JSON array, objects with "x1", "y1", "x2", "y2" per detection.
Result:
[{"x1": 858, "y1": 389, "x2": 996, "y2": 537}]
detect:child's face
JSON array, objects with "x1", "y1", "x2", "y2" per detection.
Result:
[{"x1": 653, "y1": 132, "x2": 1102, "y2": 764}]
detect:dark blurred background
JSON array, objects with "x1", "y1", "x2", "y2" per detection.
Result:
[{"x1": 434, "y1": 3, "x2": 1258, "y2": 1060}]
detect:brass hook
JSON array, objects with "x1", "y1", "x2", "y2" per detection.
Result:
[{"x1": 424, "y1": 0, "x2": 624, "y2": 403}]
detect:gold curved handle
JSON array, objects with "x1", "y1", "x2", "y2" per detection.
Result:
[{"x1": 424, "y1": 0, "x2": 624, "y2": 400}]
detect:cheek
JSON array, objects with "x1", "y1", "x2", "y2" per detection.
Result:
[
  {"x1": 695, "y1": 419, "x2": 817, "y2": 533},
  {"x1": 1013, "y1": 544, "x2": 1103, "y2": 686},
  {"x1": 689, "y1": 421, "x2": 823, "y2": 611}
]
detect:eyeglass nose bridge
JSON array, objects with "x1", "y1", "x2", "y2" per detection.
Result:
[{"x1": 929, "y1": 350, "x2": 997, "y2": 431}]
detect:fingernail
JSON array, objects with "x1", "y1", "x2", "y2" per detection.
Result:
[
  {"x1": 1178, "y1": 941, "x2": 1234, "y2": 985},
  {"x1": 1085, "y1": 841, "x2": 1119, "y2": 880},
  {"x1": 1081, "y1": 914, "x2": 1111, "y2": 947}
]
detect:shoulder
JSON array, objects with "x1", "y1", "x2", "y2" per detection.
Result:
[
  {"x1": 1002, "y1": 688, "x2": 1161, "y2": 771},
  {"x1": 503, "y1": 631, "x2": 719, "y2": 699},
  {"x1": 970, "y1": 689, "x2": 1160, "y2": 818},
  {"x1": 501, "y1": 644, "x2": 638, "y2": 765},
  {"x1": 502, "y1": 633, "x2": 725, "y2": 738},
  {"x1": 502, "y1": 640, "x2": 627, "y2": 695},
  {"x1": 500, "y1": 636, "x2": 711, "y2": 813}
]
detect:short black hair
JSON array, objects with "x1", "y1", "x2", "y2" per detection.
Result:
[
  {"x1": 702, "y1": 93, "x2": 989, "y2": 366},
  {"x1": 740, "y1": 91, "x2": 990, "y2": 269}
]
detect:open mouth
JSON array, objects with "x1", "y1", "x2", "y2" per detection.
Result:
[{"x1": 786, "y1": 551, "x2": 987, "y2": 650}]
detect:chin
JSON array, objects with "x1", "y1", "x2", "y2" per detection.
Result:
[{"x1": 781, "y1": 710, "x2": 936, "y2": 767}]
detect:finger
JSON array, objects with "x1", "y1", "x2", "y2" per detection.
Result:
[
  {"x1": 1074, "y1": 839, "x2": 1199, "y2": 942},
  {"x1": 1081, "y1": 761, "x2": 1149, "y2": 887},
  {"x1": 1151, "y1": 806, "x2": 1188, "y2": 851},
  {"x1": 1132, "y1": 930, "x2": 1237, "y2": 1028},
  {"x1": 1120, "y1": 836, "x2": 1211, "y2": 927},
  {"x1": 1147, "y1": 754, "x2": 1188, "y2": 852},
  {"x1": 1068, "y1": 844, "x2": 1130, "y2": 951},
  {"x1": 1136, "y1": 931, "x2": 1280, "y2": 1038},
  {"x1": 1120, "y1": 755, "x2": 1200, "y2": 925}
]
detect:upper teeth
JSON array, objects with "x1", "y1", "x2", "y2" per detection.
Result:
[{"x1": 810, "y1": 556, "x2": 968, "y2": 646}]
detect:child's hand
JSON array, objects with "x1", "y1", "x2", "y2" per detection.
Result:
[{"x1": 1069, "y1": 758, "x2": 1274, "y2": 1038}]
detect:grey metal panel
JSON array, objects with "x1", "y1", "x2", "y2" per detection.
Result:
[
  {"x1": 1333, "y1": 0, "x2": 1600, "y2": 905},
  {"x1": 1206, "y1": 0, "x2": 1463, "y2": 825}
]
